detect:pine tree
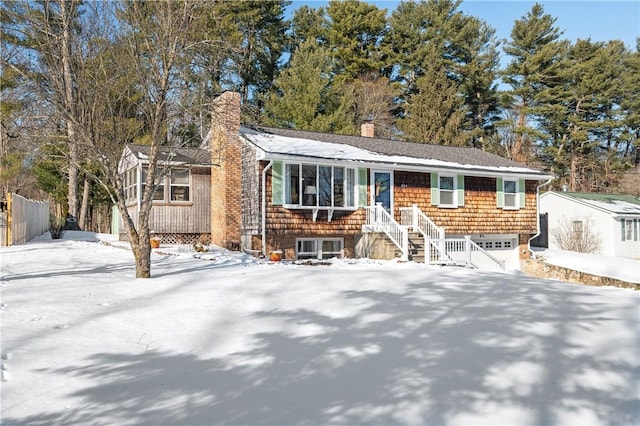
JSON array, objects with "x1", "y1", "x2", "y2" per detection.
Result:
[
  {"x1": 262, "y1": 40, "x2": 335, "y2": 131},
  {"x1": 502, "y1": 3, "x2": 568, "y2": 164},
  {"x1": 398, "y1": 52, "x2": 467, "y2": 145},
  {"x1": 325, "y1": 0, "x2": 387, "y2": 78},
  {"x1": 386, "y1": 0, "x2": 499, "y2": 145}
]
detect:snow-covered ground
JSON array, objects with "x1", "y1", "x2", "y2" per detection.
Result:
[
  {"x1": 532, "y1": 247, "x2": 640, "y2": 284},
  {"x1": 1, "y1": 232, "x2": 639, "y2": 426}
]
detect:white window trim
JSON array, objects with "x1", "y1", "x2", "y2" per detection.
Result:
[
  {"x1": 168, "y1": 169, "x2": 191, "y2": 203},
  {"x1": 438, "y1": 173, "x2": 458, "y2": 208},
  {"x1": 623, "y1": 219, "x2": 635, "y2": 241},
  {"x1": 282, "y1": 162, "x2": 357, "y2": 211},
  {"x1": 502, "y1": 178, "x2": 519, "y2": 210},
  {"x1": 140, "y1": 166, "x2": 192, "y2": 204},
  {"x1": 295, "y1": 237, "x2": 344, "y2": 260}
]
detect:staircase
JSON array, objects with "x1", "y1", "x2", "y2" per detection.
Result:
[
  {"x1": 407, "y1": 232, "x2": 426, "y2": 262},
  {"x1": 365, "y1": 204, "x2": 506, "y2": 272}
]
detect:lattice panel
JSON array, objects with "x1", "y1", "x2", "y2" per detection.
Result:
[{"x1": 119, "y1": 233, "x2": 210, "y2": 245}]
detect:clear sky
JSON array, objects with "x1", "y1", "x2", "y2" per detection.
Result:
[{"x1": 289, "y1": 0, "x2": 640, "y2": 50}]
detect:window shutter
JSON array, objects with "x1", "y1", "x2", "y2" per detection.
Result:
[
  {"x1": 518, "y1": 179, "x2": 526, "y2": 208},
  {"x1": 621, "y1": 219, "x2": 626, "y2": 241},
  {"x1": 496, "y1": 177, "x2": 504, "y2": 208},
  {"x1": 457, "y1": 175, "x2": 465, "y2": 207},
  {"x1": 272, "y1": 161, "x2": 283, "y2": 206},
  {"x1": 431, "y1": 173, "x2": 439, "y2": 205},
  {"x1": 358, "y1": 168, "x2": 368, "y2": 207},
  {"x1": 634, "y1": 219, "x2": 639, "y2": 241}
]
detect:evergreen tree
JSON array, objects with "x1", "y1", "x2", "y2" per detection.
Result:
[
  {"x1": 325, "y1": 0, "x2": 387, "y2": 78},
  {"x1": 398, "y1": 52, "x2": 467, "y2": 145},
  {"x1": 457, "y1": 19, "x2": 501, "y2": 149},
  {"x1": 225, "y1": 0, "x2": 290, "y2": 107},
  {"x1": 387, "y1": 0, "x2": 499, "y2": 145},
  {"x1": 501, "y1": 3, "x2": 569, "y2": 163},
  {"x1": 262, "y1": 39, "x2": 336, "y2": 131},
  {"x1": 290, "y1": 4, "x2": 328, "y2": 48}
]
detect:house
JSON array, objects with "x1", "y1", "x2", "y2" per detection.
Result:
[
  {"x1": 539, "y1": 191, "x2": 640, "y2": 259},
  {"x1": 207, "y1": 92, "x2": 552, "y2": 271},
  {"x1": 116, "y1": 144, "x2": 212, "y2": 244}
]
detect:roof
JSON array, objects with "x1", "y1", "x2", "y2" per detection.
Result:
[
  {"x1": 240, "y1": 126, "x2": 551, "y2": 179},
  {"x1": 125, "y1": 144, "x2": 211, "y2": 166},
  {"x1": 542, "y1": 191, "x2": 640, "y2": 216}
]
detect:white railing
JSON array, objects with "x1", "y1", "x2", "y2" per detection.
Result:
[
  {"x1": 365, "y1": 203, "x2": 409, "y2": 261},
  {"x1": 401, "y1": 204, "x2": 446, "y2": 260},
  {"x1": 400, "y1": 204, "x2": 445, "y2": 240},
  {"x1": 425, "y1": 236, "x2": 505, "y2": 272}
]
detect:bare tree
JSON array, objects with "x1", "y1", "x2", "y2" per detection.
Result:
[
  {"x1": 3, "y1": 0, "x2": 218, "y2": 277},
  {"x1": 551, "y1": 215, "x2": 602, "y2": 254},
  {"x1": 76, "y1": 1, "x2": 211, "y2": 278}
]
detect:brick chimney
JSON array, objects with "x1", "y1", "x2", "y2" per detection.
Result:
[
  {"x1": 361, "y1": 122, "x2": 374, "y2": 138},
  {"x1": 209, "y1": 91, "x2": 242, "y2": 249}
]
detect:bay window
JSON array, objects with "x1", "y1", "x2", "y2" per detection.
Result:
[{"x1": 284, "y1": 163, "x2": 356, "y2": 209}]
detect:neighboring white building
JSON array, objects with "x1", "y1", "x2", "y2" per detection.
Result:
[{"x1": 539, "y1": 191, "x2": 640, "y2": 259}]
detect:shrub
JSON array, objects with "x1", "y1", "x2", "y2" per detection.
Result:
[{"x1": 551, "y1": 215, "x2": 602, "y2": 253}]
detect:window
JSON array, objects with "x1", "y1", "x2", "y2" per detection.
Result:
[
  {"x1": 296, "y1": 238, "x2": 344, "y2": 259},
  {"x1": 124, "y1": 168, "x2": 137, "y2": 202},
  {"x1": 141, "y1": 166, "x2": 190, "y2": 203},
  {"x1": 622, "y1": 219, "x2": 638, "y2": 241},
  {"x1": 504, "y1": 180, "x2": 517, "y2": 208},
  {"x1": 431, "y1": 173, "x2": 464, "y2": 208},
  {"x1": 473, "y1": 238, "x2": 515, "y2": 251},
  {"x1": 573, "y1": 220, "x2": 584, "y2": 239},
  {"x1": 302, "y1": 164, "x2": 317, "y2": 206},
  {"x1": 497, "y1": 177, "x2": 524, "y2": 210},
  {"x1": 285, "y1": 164, "x2": 300, "y2": 204},
  {"x1": 439, "y1": 176, "x2": 455, "y2": 206},
  {"x1": 169, "y1": 170, "x2": 190, "y2": 202},
  {"x1": 283, "y1": 163, "x2": 356, "y2": 209}
]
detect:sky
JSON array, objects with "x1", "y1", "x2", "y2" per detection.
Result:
[
  {"x1": 1, "y1": 231, "x2": 639, "y2": 425},
  {"x1": 290, "y1": 0, "x2": 640, "y2": 50}
]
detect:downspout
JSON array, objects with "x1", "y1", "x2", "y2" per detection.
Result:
[
  {"x1": 528, "y1": 176, "x2": 554, "y2": 258},
  {"x1": 262, "y1": 160, "x2": 274, "y2": 257}
]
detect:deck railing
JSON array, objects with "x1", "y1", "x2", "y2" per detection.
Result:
[
  {"x1": 426, "y1": 236, "x2": 506, "y2": 272},
  {"x1": 365, "y1": 203, "x2": 409, "y2": 261}
]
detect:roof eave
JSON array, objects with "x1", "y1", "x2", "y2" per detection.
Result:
[
  {"x1": 543, "y1": 191, "x2": 640, "y2": 216},
  {"x1": 259, "y1": 152, "x2": 552, "y2": 180}
]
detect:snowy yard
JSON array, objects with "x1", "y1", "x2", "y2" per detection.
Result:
[{"x1": 1, "y1": 232, "x2": 639, "y2": 425}]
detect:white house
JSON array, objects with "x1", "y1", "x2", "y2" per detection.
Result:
[{"x1": 539, "y1": 191, "x2": 640, "y2": 259}]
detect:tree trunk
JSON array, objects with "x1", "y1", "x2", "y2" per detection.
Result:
[
  {"x1": 60, "y1": 1, "x2": 79, "y2": 220},
  {"x1": 132, "y1": 237, "x2": 152, "y2": 278},
  {"x1": 78, "y1": 175, "x2": 91, "y2": 230},
  {"x1": 570, "y1": 155, "x2": 578, "y2": 191},
  {"x1": 513, "y1": 108, "x2": 527, "y2": 164}
]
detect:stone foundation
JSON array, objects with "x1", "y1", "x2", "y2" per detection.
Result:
[{"x1": 523, "y1": 257, "x2": 639, "y2": 290}]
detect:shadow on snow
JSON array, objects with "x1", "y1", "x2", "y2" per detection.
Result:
[{"x1": 5, "y1": 271, "x2": 639, "y2": 425}]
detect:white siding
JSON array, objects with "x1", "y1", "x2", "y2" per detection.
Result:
[
  {"x1": 539, "y1": 192, "x2": 640, "y2": 258},
  {"x1": 615, "y1": 218, "x2": 640, "y2": 259}
]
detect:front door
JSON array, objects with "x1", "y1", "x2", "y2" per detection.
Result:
[{"x1": 372, "y1": 170, "x2": 393, "y2": 212}]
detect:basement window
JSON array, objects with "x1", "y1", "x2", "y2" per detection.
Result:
[{"x1": 296, "y1": 238, "x2": 344, "y2": 260}]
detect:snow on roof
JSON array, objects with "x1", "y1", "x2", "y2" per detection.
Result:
[
  {"x1": 241, "y1": 127, "x2": 548, "y2": 178},
  {"x1": 550, "y1": 192, "x2": 640, "y2": 216}
]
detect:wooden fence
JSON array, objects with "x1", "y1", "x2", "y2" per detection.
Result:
[{"x1": 0, "y1": 193, "x2": 51, "y2": 246}]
